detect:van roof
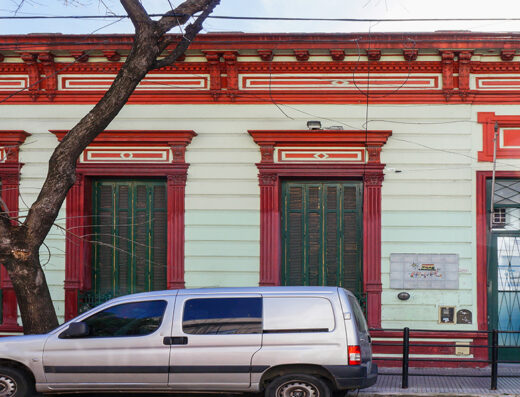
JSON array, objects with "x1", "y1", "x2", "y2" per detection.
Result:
[{"x1": 112, "y1": 286, "x2": 343, "y2": 300}]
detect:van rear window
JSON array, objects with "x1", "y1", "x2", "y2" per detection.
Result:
[
  {"x1": 182, "y1": 297, "x2": 262, "y2": 335},
  {"x1": 263, "y1": 297, "x2": 335, "y2": 333},
  {"x1": 347, "y1": 295, "x2": 368, "y2": 333}
]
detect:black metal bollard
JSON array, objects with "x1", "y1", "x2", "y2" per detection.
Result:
[
  {"x1": 401, "y1": 327, "x2": 410, "y2": 389},
  {"x1": 490, "y1": 329, "x2": 498, "y2": 390}
]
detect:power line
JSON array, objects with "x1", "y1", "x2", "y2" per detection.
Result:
[{"x1": 4, "y1": 13, "x2": 520, "y2": 23}]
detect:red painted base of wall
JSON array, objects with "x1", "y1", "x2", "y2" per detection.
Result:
[{"x1": 372, "y1": 330, "x2": 489, "y2": 368}]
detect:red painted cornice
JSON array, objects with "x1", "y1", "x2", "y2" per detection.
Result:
[
  {"x1": 248, "y1": 129, "x2": 392, "y2": 147},
  {"x1": 0, "y1": 130, "x2": 30, "y2": 146},
  {"x1": 50, "y1": 130, "x2": 196, "y2": 146},
  {"x1": 3, "y1": 32, "x2": 520, "y2": 51}
]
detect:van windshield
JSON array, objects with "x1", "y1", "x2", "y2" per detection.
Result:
[{"x1": 347, "y1": 295, "x2": 368, "y2": 333}]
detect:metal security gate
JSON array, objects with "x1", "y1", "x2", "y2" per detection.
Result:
[
  {"x1": 281, "y1": 181, "x2": 363, "y2": 297},
  {"x1": 487, "y1": 179, "x2": 520, "y2": 361},
  {"x1": 82, "y1": 179, "x2": 167, "y2": 308}
]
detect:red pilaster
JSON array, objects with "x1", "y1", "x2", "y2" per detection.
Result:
[
  {"x1": 258, "y1": 172, "x2": 280, "y2": 286},
  {"x1": 167, "y1": 172, "x2": 188, "y2": 289},
  {"x1": 64, "y1": 174, "x2": 85, "y2": 321},
  {"x1": 363, "y1": 169, "x2": 384, "y2": 328},
  {"x1": 0, "y1": 172, "x2": 21, "y2": 328},
  {"x1": 0, "y1": 130, "x2": 29, "y2": 331}
]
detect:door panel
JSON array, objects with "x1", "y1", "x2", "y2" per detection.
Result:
[
  {"x1": 281, "y1": 181, "x2": 363, "y2": 296},
  {"x1": 487, "y1": 179, "x2": 520, "y2": 360},
  {"x1": 168, "y1": 295, "x2": 262, "y2": 390},
  {"x1": 42, "y1": 298, "x2": 174, "y2": 390}
]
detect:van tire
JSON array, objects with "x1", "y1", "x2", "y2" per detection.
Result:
[
  {"x1": 0, "y1": 366, "x2": 33, "y2": 397},
  {"x1": 265, "y1": 373, "x2": 331, "y2": 397}
]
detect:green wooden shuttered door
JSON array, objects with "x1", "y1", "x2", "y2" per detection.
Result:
[
  {"x1": 91, "y1": 179, "x2": 167, "y2": 301},
  {"x1": 281, "y1": 181, "x2": 363, "y2": 296}
]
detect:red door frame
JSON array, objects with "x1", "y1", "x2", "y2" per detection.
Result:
[
  {"x1": 0, "y1": 130, "x2": 29, "y2": 332},
  {"x1": 249, "y1": 129, "x2": 391, "y2": 328},
  {"x1": 51, "y1": 130, "x2": 196, "y2": 320},
  {"x1": 476, "y1": 170, "x2": 520, "y2": 331}
]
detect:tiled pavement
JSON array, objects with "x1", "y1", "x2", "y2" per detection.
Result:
[
  {"x1": 46, "y1": 365, "x2": 520, "y2": 397},
  {"x1": 356, "y1": 365, "x2": 520, "y2": 396}
]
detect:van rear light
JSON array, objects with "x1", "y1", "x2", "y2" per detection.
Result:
[{"x1": 348, "y1": 345, "x2": 361, "y2": 365}]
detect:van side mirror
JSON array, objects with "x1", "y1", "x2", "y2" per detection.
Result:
[{"x1": 59, "y1": 322, "x2": 90, "y2": 339}]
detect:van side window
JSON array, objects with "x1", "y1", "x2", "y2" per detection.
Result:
[
  {"x1": 182, "y1": 298, "x2": 262, "y2": 335},
  {"x1": 83, "y1": 300, "x2": 167, "y2": 337},
  {"x1": 263, "y1": 297, "x2": 335, "y2": 333},
  {"x1": 347, "y1": 295, "x2": 368, "y2": 333}
]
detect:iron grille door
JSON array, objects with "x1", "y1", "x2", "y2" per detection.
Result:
[
  {"x1": 281, "y1": 181, "x2": 363, "y2": 296},
  {"x1": 90, "y1": 179, "x2": 167, "y2": 304},
  {"x1": 487, "y1": 179, "x2": 520, "y2": 361}
]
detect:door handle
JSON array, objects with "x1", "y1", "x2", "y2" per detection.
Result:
[{"x1": 163, "y1": 336, "x2": 188, "y2": 345}]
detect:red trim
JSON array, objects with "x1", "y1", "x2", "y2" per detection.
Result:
[
  {"x1": 51, "y1": 130, "x2": 196, "y2": 320},
  {"x1": 478, "y1": 113, "x2": 520, "y2": 161},
  {"x1": 249, "y1": 129, "x2": 391, "y2": 328},
  {"x1": 0, "y1": 130, "x2": 29, "y2": 332},
  {"x1": 371, "y1": 330, "x2": 489, "y2": 368}
]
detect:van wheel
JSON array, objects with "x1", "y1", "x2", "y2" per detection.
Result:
[
  {"x1": 0, "y1": 366, "x2": 32, "y2": 397},
  {"x1": 265, "y1": 374, "x2": 331, "y2": 397}
]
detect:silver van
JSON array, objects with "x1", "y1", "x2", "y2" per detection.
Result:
[{"x1": 0, "y1": 287, "x2": 377, "y2": 397}]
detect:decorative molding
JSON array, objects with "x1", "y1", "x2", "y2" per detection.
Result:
[
  {"x1": 20, "y1": 52, "x2": 40, "y2": 101},
  {"x1": 239, "y1": 73, "x2": 440, "y2": 91},
  {"x1": 440, "y1": 51, "x2": 455, "y2": 101},
  {"x1": 249, "y1": 129, "x2": 392, "y2": 149},
  {"x1": 223, "y1": 51, "x2": 238, "y2": 100},
  {"x1": 403, "y1": 49, "x2": 418, "y2": 61},
  {"x1": 276, "y1": 148, "x2": 365, "y2": 163},
  {"x1": 458, "y1": 51, "x2": 472, "y2": 101},
  {"x1": 58, "y1": 74, "x2": 209, "y2": 91},
  {"x1": 330, "y1": 49, "x2": 345, "y2": 61},
  {"x1": 294, "y1": 50, "x2": 310, "y2": 61},
  {"x1": 103, "y1": 50, "x2": 121, "y2": 62},
  {"x1": 203, "y1": 51, "x2": 222, "y2": 100},
  {"x1": 367, "y1": 49, "x2": 381, "y2": 61},
  {"x1": 500, "y1": 49, "x2": 516, "y2": 61},
  {"x1": 477, "y1": 112, "x2": 520, "y2": 161},
  {"x1": 257, "y1": 50, "x2": 273, "y2": 61},
  {"x1": 70, "y1": 51, "x2": 89, "y2": 62},
  {"x1": 38, "y1": 52, "x2": 57, "y2": 101}
]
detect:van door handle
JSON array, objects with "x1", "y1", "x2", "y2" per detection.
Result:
[{"x1": 163, "y1": 336, "x2": 188, "y2": 345}]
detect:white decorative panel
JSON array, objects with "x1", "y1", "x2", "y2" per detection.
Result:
[
  {"x1": 0, "y1": 75, "x2": 28, "y2": 91},
  {"x1": 81, "y1": 147, "x2": 171, "y2": 163},
  {"x1": 59, "y1": 74, "x2": 209, "y2": 91},
  {"x1": 240, "y1": 74, "x2": 441, "y2": 91}
]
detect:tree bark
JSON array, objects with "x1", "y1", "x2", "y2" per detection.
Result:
[{"x1": 0, "y1": 0, "x2": 220, "y2": 334}]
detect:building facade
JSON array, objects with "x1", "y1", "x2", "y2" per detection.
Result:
[{"x1": 0, "y1": 32, "x2": 519, "y2": 362}]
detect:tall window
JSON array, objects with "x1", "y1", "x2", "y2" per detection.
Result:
[{"x1": 80, "y1": 179, "x2": 167, "y2": 310}]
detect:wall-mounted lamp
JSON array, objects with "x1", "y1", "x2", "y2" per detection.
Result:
[
  {"x1": 397, "y1": 292, "x2": 410, "y2": 301},
  {"x1": 307, "y1": 120, "x2": 322, "y2": 130}
]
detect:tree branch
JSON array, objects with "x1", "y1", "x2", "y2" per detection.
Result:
[
  {"x1": 153, "y1": 0, "x2": 220, "y2": 70},
  {"x1": 121, "y1": 0, "x2": 152, "y2": 30},
  {"x1": 156, "y1": 0, "x2": 214, "y2": 36}
]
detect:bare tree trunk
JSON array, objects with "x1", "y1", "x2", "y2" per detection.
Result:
[{"x1": 0, "y1": 0, "x2": 220, "y2": 334}]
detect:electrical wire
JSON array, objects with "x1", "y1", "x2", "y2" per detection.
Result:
[{"x1": 4, "y1": 14, "x2": 520, "y2": 23}]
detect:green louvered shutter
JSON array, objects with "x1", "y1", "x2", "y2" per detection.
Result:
[
  {"x1": 88, "y1": 179, "x2": 167, "y2": 306},
  {"x1": 282, "y1": 181, "x2": 363, "y2": 297}
]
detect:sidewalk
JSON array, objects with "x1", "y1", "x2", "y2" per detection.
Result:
[{"x1": 356, "y1": 365, "x2": 520, "y2": 397}]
